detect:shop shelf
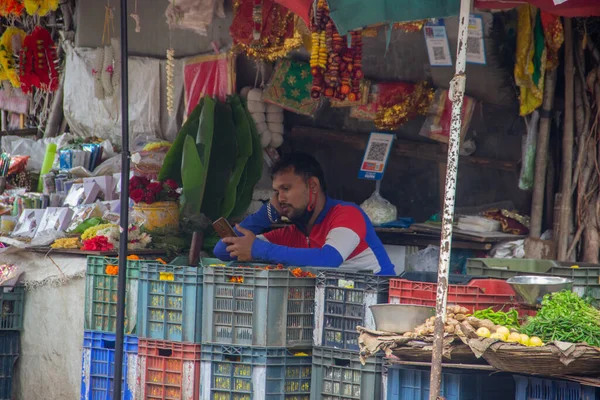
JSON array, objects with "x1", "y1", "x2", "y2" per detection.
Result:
[
  {"x1": 310, "y1": 346, "x2": 382, "y2": 400},
  {"x1": 0, "y1": 331, "x2": 19, "y2": 400},
  {"x1": 466, "y1": 258, "x2": 556, "y2": 279},
  {"x1": 314, "y1": 270, "x2": 389, "y2": 350},
  {"x1": 0, "y1": 286, "x2": 24, "y2": 331},
  {"x1": 399, "y1": 271, "x2": 474, "y2": 285},
  {"x1": 83, "y1": 256, "x2": 141, "y2": 334},
  {"x1": 514, "y1": 375, "x2": 596, "y2": 400},
  {"x1": 388, "y1": 278, "x2": 531, "y2": 315},
  {"x1": 384, "y1": 363, "x2": 514, "y2": 400},
  {"x1": 200, "y1": 344, "x2": 312, "y2": 400},
  {"x1": 201, "y1": 261, "x2": 315, "y2": 347},
  {"x1": 80, "y1": 331, "x2": 139, "y2": 400},
  {"x1": 138, "y1": 339, "x2": 201, "y2": 400},
  {"x1": 138, "y1": 263, "x2": 203, "y2": 342}
]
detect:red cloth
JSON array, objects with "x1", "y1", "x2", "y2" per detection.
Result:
[
  {"x1": 183, "y1": 53, "x2": 234, "y2": 116},
  {"x1": 475, "y1": 0, "x2": 600, "y2": 17}
]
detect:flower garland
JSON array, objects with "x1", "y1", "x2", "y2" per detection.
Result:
[
  {"x1": 81, "y1": 236, "x2": 114, "y2": 252},
  {"x1": 129, "y1": 176, "x2": 180, "y2": 205},
  {"x1": 166, "y1": 48, "x2": 175, "y2": 116},
  {"x1": 310, "y1": 0, "x2": 363, "y2": 102},
  {"x1": 99, "y1": 224, "x2": 152, "y2": 250},
  {"x1": 0, "y1": 27, "x2": 26, "y2": 88},
  {"x1": 51, "y1": 237, "x2": 81, "y2": 249},
  {"x1": 0, "y1": 0, "x2": 24, "y2": 17},
  {"x1": 23, "y1": 0, "x2": 59, "y2": 16},
  {"x1": 81, "y1": 223, "x2": 117, "y2": 241},
  {"x1": 374, "y1": 82, "x2": 434, "y2": 131},
  {"x1": 19, "y1": 26, "x2": 59, "y2": 93}
]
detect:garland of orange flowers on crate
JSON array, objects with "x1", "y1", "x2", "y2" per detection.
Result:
[{"x1": 310, "y1": 0, "x2": 363, "y2": 102}]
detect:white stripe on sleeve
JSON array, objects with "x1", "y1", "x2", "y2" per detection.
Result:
[{"x1": 325, "y1": 227, "x2": 361, "y2": 261}]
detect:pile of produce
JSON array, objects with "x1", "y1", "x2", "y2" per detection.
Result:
[
  {"x1": 521, "y1": 290, "x2": 600, "y2": 347},
  {"x1": 469, "y1": 316, "x2": 543, "y2": 347},
  {"x1": 403, "y1": 305, "x2": 470, "y2": 337},
  {"x1": 472, "y1": 308, "x2": 521, "y2": 330}
]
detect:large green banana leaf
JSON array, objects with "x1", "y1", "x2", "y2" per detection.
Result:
[
  {"x1": 221, "y1": 95, "x2": 253, "y2": 218},
  {"x1": 158, "y1": 98, "x2": 204, "y2": 184},
  {"x1": 181, "y1": 135, "x2": 204, "y2": 215},
  {"x1": 200, "y1": 100, "x2": 238, "y2": 221},
  {"x1": 230, "y1": 99, "x2": 264, "y2": 218}
]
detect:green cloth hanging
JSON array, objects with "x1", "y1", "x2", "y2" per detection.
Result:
[{"x1": 327, "y1": 0, "x2": 461, "y2": 35}]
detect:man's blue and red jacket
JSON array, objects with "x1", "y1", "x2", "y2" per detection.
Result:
[{"x1": 214, "y1": 197, "x2": 395, "y2": 275}]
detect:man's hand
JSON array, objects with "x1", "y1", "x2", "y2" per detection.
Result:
[{"x1": 222, "y1": 225, "x2": 256, "y2": 261}]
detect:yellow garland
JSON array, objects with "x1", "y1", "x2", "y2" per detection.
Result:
[
  {"x1": 24, "y1": 0, "x2": 59, "y2": 16},
  {"x1": 0, "y1": 27, "x2": 26, "y2": 88},
  {"x1": 81, "y1": 223, "x2": 118, "y2": 241},
  {"x1": 51, "y1": 237, "x2": 81, "y2": 249}
]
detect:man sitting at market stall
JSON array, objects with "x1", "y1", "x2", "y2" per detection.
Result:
[{"x1": 214, "y1": 152, "x2": 394, "y2": 275}]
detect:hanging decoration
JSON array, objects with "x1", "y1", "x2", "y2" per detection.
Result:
[
  {"x1": 310, "y1": 0, "x2": 363, "y2": 102},
  {"x1": 23, "y1": 0, "x2": 59, "y2": 16},
  {"x1": 165, "y1": 0, "x2": 226, "y2": 37},
  {"x1": 230, "y1": 0, "x2": 302, "y2": 62},
  {"x1": 540, "y1": 12, "x2": 563, "y2": 71},
  {"x1": 0, "y1": 0, "x2": 24, "y2": 17},
  {"x1": 19, "y1": 26, "x2": 59, "y2": 93},
  {"x1": 514, "y1": 5, "x2": 546, "y2": 116},
  {"x1": 0, "y1": 27, "x2": 26, "y2": 89},
  {"x1": 373, "y1": 82, "x2": 434, "y2": 131},
  {"x1": 93, "y1": 4, "x2": 120, "y2": 100},
  {"x1": 131, "y1": 0, "x2": 141, "y2": 33},
  {"x1": 166, "y1": 49, "x2": 175, "y2": 116}
]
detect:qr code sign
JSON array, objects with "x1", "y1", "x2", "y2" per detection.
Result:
[
  {"x1": 467, "y1": 36, "x2": 481, "y2": 56},
  {"x1": 433, "y1": 46, "x2": 445, "y2": 61},
  {"x1": 366, "y1": 141, "x2": 390, "y2": 162}
]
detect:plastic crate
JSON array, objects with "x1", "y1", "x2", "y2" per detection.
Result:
[
  {"x1": 202, "y1": 264, "x2": 315, "y2": 347},
  {"x1": 80, "y1": 331, "x2": 139, "y2": 400},
  {"x1": 310, "y1": 346, "x2": 382, "y2": 400},
  {"x1": 384, "y1": 363, "x2": 514, "y2": 400},
  {"x1": 138, "y1": 263, "x2": 203, "y2": 342},
  {"x1": 514, "y1": 375, "x2": 596, "y2": 400},
  {"x1": 84, "y1": 256, "x2": 141, "y2": 334},
  {"x1": 138, "y1": 339, "x2": 201, "y2": 399},
  {"x1": 399, "y1": 271, "x2": 474, "y2": 285},
  {"x1": 200, "y1": 344, "x2": 312, "y2": 400},
  {"x1": 0, "y1": 332, "x2": 19, "y2": 400},
  {"x1": 388, "y1": 278, "x2": 529, "y2": 314},
  {"x1": 466, "y1": 258, "x2": 556, "y2": 279},
  {"x1": 0, "y1": 287, "x2": 24, "y2": 331},
  {"x1": 314, "y1": 270, "x2": 389, "y2": 350}
]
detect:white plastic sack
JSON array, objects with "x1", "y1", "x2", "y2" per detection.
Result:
[
  {"x1": 1, "y1": 133, "x2": 71, "y2": 172},
  {"x1": 63, "y1": 43, "x2": 161, "y2": 142},
  {"x1": 406, "y1": 245, "x2": 440, "y2": 273},
  {"x1": 360, "y1": 181, "x2": 397, "y2": 225}
]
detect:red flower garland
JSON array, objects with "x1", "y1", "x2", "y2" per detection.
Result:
[
  {"x1": 129, "y1": 176, "x2": 180, "y2": 204},
  {"x1": 81, "y1": 236, "x2": 114, "y2": 252},
  {"x1": 19, "y1": 26, "x2": 59, "y2": 94}
]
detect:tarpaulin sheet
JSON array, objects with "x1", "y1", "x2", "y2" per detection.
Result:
[{"x1": 474, "y1": 0, "x2": 600, "y2": 17}]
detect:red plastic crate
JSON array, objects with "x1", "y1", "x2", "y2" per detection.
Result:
[
  {"x1": 138, "y1": 339, "x2": 201, "y2": 400},
  {"x1": 388, "y1": 278, "x2": 529, "y2": 314}
]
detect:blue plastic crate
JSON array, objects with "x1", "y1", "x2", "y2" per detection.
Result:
[
  {"x1": 386, "y1": 364, "x2": 514, "y2": 400},
  {"x1": 514, "y1": 375, "x2": 597, "y2": 400},
  {"x1": 200, "y1": 344, "x2": 312, "y2": 400},
  {"x1": 315, "y1": 270, "x2": 389, "y2": 350},
  {"x1": 0, "y1": 332, "x2": 19, "y2": 400},
  {"x1": 80, "y1": 331, "x2": 139, "y2": 400},
  {"x1": 202, "y1": 261, "x2": 315, "y2": 347},
  {"x1": 138, "y1": 263, "x2": 203, "y2": 342}
]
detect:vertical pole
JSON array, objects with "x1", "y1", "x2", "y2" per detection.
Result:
[
  {"x1": 428, "y1": 0, "x2": 472, "y2": 398},
  {"x1": 113, "y1": 0, "x2": 130, "y2": 396}
]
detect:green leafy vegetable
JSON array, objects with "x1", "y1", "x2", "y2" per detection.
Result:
[
  {"x1": 472, "y1": 308, "x2": 520, "y2": 330},
  {"x1": 521, "y1": 290, "x2": 600, "y2": 346}
]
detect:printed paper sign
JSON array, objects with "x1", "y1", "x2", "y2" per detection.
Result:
[
  {"x1": 424, "y1": 20, "x2": 452, "y2": 67},
  {"x1": 467, "y1": 15, "x2": 486, "y2": 65},
  {"x1": 358, "y1": 132, "x2": 395, "y2": 180}
]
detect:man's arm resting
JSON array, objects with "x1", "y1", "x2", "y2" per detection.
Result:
[{"x1": 251, "y1": 239, "x2": 344, "y2": 267}]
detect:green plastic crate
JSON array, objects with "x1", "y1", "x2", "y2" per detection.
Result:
[
  {"x1": 310, "y1": 346, "x2": 383, "y2": 400},
  {"x1": 466, "y1": 259, "x2": 556, "y2": 279},
  {"x1": 83, "y1": 256, "x2": 141, "y2": 334},
  {"x1": 0, "y1": 287, "x2": 24, "y2": 331}
]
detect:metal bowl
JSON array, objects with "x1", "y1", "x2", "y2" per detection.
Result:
[
  {"x1": 506, "y1": 275, "x2": 573, "y2": 307},
  {"x1": 369, "y1": 304, "x2": 435, "y2": 333}
]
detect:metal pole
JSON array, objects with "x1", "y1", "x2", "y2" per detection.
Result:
[
  {"x1": 428, "y1": 0, "x2": 472, "y2": 398},
  {"x1": 113, "y1": 0, "x2": 130, "y2": 396}
]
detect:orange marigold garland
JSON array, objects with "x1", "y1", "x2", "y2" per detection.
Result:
[
  {"x1": 310, "y1": 0, "x2": 363, "y2": 102},
  {"x1": 19, "y1": 26, "x2": 59, "y2": 93},
  {"x1": 0, "y1": 0, "x2": 24, "y2": 17}
]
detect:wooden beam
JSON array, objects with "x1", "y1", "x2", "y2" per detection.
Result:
[
  {"x1": 0, "y1": 128, "x2": 40, "y2": 137},
  {"x1": 290, "y1": 126, "x2": 518, "y2": 172}
]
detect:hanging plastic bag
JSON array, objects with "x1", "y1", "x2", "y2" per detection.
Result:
[
  {"x1": 360, "y1": 180, "x2": 397, "y2": 225},
  {"x1": 519, "y1": 110, "x2": 539, "y2": 191}
]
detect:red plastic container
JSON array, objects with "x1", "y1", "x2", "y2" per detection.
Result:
[
  {"x1": 388, "y1": 278, "x2": 532, "y2": 315},
  {"x1": 138, "y1": 339, "x2": 201, "y2": 400}
]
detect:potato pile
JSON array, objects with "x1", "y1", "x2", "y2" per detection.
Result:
[{"x1": 402, "y1": 305, "x2": 470, "y2": 338}]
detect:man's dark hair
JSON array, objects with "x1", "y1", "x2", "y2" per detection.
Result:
[{"x1": 271, "y1": 152, "x2": 327, "y2": 193}]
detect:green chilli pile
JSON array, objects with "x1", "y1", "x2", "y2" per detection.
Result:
[
  {"x1": 521, "y1": 290, "x2": 600, "y2": 346},
  {"x1": 472, "y1": 308, "x2": 521, "y2": 330}
]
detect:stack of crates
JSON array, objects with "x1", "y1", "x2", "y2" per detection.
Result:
[
  {"x1": 0, "y1": 284, "x2": 24, "y2": 400},
  {"x1": 80, "y1": 256, "x2": 143, "y2": 400},
  {"x1": 311, "y1": 270, "x2": 389, "y2": 400},
  {"x1": 200, "y1": 258, "x2": 315, "y2": 400},
  {"x1": 137, "y1": 261, "x2": 203, "y2": 399}
]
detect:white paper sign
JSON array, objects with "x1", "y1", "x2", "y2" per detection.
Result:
[
  {"x1": 467, "y1": 15, "x2": 486, "y2": 65},
  {"x1": 358, "y1": 132, "x2": 395, "y2": 180},
  {"x1": 424, "y1": 20, "x2": 452, "y2": 67}
]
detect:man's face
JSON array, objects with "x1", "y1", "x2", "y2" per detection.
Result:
[{"x1": 273, "y1": 169, "x2": 311, "y2": 220}]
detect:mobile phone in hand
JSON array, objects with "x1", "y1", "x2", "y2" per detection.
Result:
[{"x1": 213, "y1": 217, "x2": 238, "y2": 239}]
